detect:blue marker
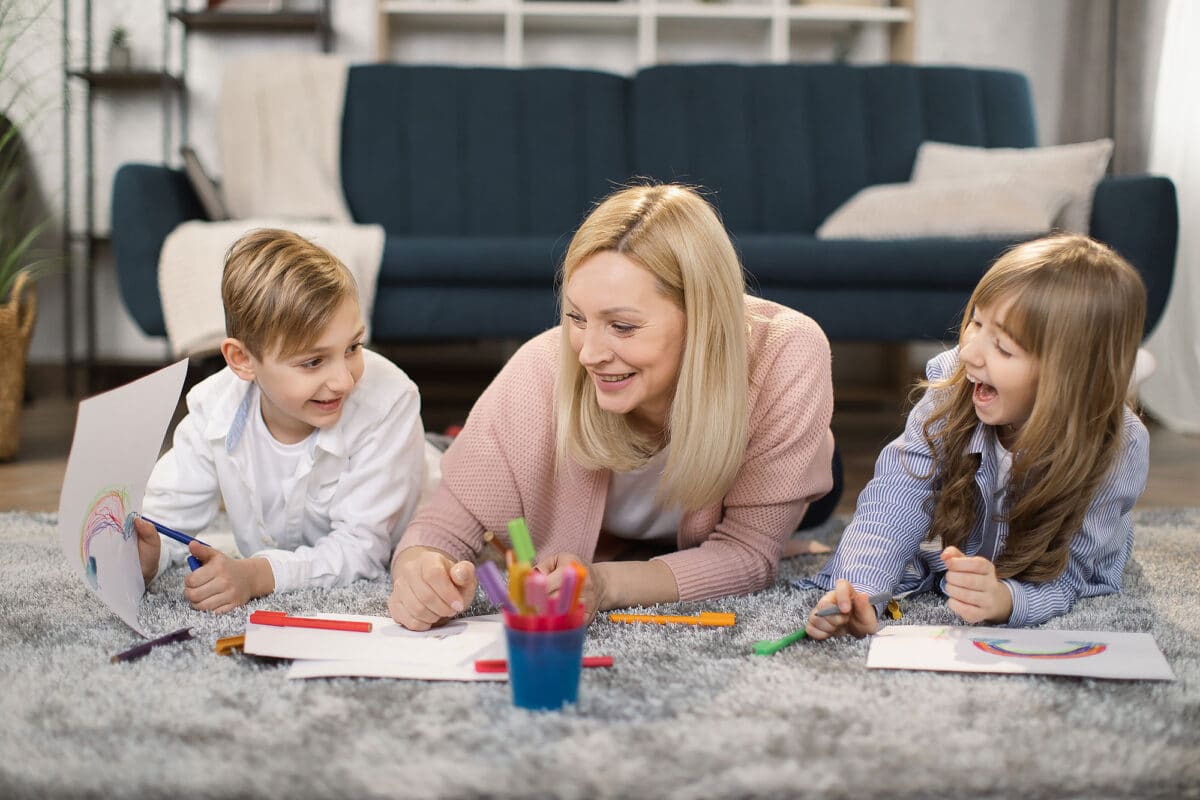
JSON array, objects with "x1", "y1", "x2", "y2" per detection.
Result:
[{"x1": 126, "y1": 513, "x2": 209, "y2": 571}]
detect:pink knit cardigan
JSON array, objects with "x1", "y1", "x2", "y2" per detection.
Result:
[{"x1": 395, "y1": 296, "x2": 835, "y2": 601}]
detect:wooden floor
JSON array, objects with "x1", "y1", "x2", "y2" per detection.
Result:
[{"x1": 3, "y1": 355, "x2": 1197, "y2": 514}]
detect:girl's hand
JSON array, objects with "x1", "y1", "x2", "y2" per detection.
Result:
[
  {"x1": 537, "y1": 553, "x2": 604, "y2": 624},
  {"x1": 132, "y1": 517, "x2": 161, "y2": 588},
  {"x1": 805, "y1": 578, "x2": 879, "y2": 640},
  {"x1": 941, "y1": 546, "x2": 1013, "y2": 624},
  {"x1": 388, "y1": 547, "x2": 477, "y2": 631},
  {"x1": 184, "y1": 542, "x2": 274, "y2": 614}
]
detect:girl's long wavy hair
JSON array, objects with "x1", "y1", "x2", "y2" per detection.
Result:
[
  {"x1": 554, "y1": 183, "x2": 749, "y2": 511},
  {"x1": 919, "y1": 234, "x2": 1145, "y2": 582}
]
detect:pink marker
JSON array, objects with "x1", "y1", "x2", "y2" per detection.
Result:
[
  {"x1": 557, "y1": 566, "x2": 578, "y2": 615},
  {"x1": 524, "y1": 570, "x2": 549, "y2": 616}
]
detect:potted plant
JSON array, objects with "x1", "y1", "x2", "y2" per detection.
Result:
[
  {"x1": 1, "y1": 2, "x2": 54, "y2": 461},
  {"x1": 107, "y1": 25, "x2": 132, "y2": 71}
]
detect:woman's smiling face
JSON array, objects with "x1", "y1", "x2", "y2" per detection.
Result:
[{"x1": 564, "y1": 251, "x2": 687, "y2": 435}]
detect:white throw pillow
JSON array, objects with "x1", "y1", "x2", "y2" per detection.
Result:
[
  {"x1": 911, "y1": 139, "x2": 1113, "y2": 233},
  {"x1": 816, "y1": 179, "x2": 1071, "y2": 241}
]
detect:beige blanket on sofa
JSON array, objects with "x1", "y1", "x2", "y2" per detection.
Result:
[
  {"x1": 158, "y1": 54, "x2": 383, "y2": 357},
  {"x1": 159, "y1": 220, "x2": 384, "y2": 358}
]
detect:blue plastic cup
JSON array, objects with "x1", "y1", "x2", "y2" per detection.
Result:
[{"x1": 503, "y1": 607, "x2": 587, "y2": 710}]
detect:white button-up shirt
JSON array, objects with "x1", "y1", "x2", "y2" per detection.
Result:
[{"x1": 144, "y1": 348, "x2": 434, "y2": 594}]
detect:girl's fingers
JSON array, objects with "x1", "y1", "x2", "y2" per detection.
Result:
[{"x1": 833, "y1": 580, "x2": 853, "y2": 613}]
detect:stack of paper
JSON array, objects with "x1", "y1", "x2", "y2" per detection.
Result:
[{"x1": 244, "y1": 613, "x2": 507, "y2": 681}]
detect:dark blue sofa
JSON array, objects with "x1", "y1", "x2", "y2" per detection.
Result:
[{"x1": 112, "y1": 63, "x2": 1178, "y2": 345}]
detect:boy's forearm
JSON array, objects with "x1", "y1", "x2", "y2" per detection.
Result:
[{"x1": 247, "y1": 557, "x2": 276, "y2": 598}]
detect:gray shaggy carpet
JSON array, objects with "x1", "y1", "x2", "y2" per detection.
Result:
[{"x1": 1, "y1": 509, "x2": 1198, "y2": 800}]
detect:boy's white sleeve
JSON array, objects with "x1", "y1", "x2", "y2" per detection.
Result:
[
  {"x1": 141, "y1": 410, "x2": 222, "y2": 579},
  {"x1": 259, "y1": 385, "x2": 427, "y2": 593}
]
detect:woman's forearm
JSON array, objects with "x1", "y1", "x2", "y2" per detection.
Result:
[{"x1": 594, "y1": 559, "x2": 679, "y2": 610}]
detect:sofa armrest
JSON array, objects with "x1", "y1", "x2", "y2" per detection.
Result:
[
  {"x1": 1089, "y1": 175, "x2": 1178, "y2": 337},
  {"x1": 111, "y1": 164, "x2": 206, "y2": 338}
]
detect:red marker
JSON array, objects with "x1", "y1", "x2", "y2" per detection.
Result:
[
  {"x1": 474, "y1": 655, "x2": 614, "y2": 673},
  {"x1": 249, "y1": 610, "x2": 372, "y2": 633}
]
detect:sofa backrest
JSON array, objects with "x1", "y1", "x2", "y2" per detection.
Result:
[
  {"x1": 342, "y1": 65, "x2": 630, "y2": 237},
  {"x1": 632, "y1": 64, "x2": 1037, "y2": 234}
]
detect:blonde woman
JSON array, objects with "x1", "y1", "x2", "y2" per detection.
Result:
[
  {"x1": 806, "y1": 234, "x2": 1149, "y2": 638},
  {"x1": 388, "y1": 184, "x2": 837, "y2": 630}
]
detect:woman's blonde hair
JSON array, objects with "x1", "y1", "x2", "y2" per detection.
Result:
[
  {"x1": 221, "y1": 228, "x2": 358, "y2": 360},
  {"x1": 554, "y1": 184, "x2": 749, "y2": 511},
  {"x1": 919, "y1": 234, "x2": 1146, "y2": 582}
]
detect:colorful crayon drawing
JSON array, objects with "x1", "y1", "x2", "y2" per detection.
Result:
[
  {"x1": 971, "y1": 638, "x2": 1108, "y2": 660},
  {"x1": 80, "y1": 488, "x2": 133, "y2": 589}
]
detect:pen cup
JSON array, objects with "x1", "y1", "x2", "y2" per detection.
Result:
[{"x1": 502, "y1": 607, "x2": 588, "y2": 710}]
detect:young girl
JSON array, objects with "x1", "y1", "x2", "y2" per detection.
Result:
[{"x1": 806, "y1": 233, "x2": 1149, "y2": 638}]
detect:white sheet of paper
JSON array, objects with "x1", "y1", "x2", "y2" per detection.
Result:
[
  {"x1": 245, "y1": 613, "x2": 504, "y2": 672},
  {"x1": 868, "y1": 625, "x2": 1175, "y2": 681},
  {"x1": 286, "y1": 635, "x2": 508, "y2": 681},
  {"x1": 57, "y1": 359, "x2": 190, "y2": 635}
]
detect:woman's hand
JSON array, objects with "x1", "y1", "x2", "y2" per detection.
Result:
[
  {"x1": 388, "y1": 547, "x2": 477, "y2": 630},
  {"x1": 805, "y1": 578, "x2": 879, "y2": 640},
  {"x1": 941, "y1": 546, "x2": 1013, "y2": 624},
  {"x1": 536, "y1": 553, "x2": 605, "y2": 624},
  {"x1": 184, "y1": 542, "x2": 274, "y2": 614}
]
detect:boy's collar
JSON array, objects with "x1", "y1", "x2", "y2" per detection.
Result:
[{"x1": 207, "y1": 377, "x2": 349, "y2": 458}]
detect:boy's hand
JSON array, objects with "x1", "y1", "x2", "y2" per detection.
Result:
[
  {"x1": 536, "y1": 553, "x2": 603, "y2": 624},
  {"x1": 941, "y1": 546, "x2": 1013, "y2": 624},
  {"x1": 184, "y1": 542, "x2": 275, "y2": 615},
  {"x1": 805, "y1": 579, "x2": 879, "y2": 640},
  {"x1": 388, "y1": 547, "x2": 477, "y2": 631},
  {"x1": 133, "y1": 517, "x2": 161, "y2": 589}
]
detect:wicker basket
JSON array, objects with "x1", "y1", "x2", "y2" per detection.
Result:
[{"x1": 0, "y1": 270, "x2": 38, "y2": 461}]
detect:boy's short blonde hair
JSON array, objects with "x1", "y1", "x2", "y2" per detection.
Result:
[{"x1": 221, "y1": 228, "x2": 359, "y2": 359}]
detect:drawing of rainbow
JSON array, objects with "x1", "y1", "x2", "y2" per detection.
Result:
[
  {"x1": 971, "y1": 638, "x2": 1107, "y2": 659},
  {"x1": 80, "y1": 488, "x2": 132, "y2": 589}
]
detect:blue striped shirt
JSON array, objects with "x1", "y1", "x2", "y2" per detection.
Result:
[{"x1": 809, "y1": 348, "x2": 1149, "y2": 627}]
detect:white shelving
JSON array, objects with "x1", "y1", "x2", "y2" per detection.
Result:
[{"x1": 376, "y1": 0, "x2": 913, "y2": 68}]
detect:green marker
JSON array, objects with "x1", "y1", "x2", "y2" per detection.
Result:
[
  {"x1": 751, "y1": 626, "x2": 808, "y2": 656},
  {"x1": 506, "y1": 517, "x2": 536, "y2": 564}
]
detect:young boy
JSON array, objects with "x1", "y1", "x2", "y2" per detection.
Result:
[{"x1": 135, "y1": 228, "x2": 434, "y2": 614}]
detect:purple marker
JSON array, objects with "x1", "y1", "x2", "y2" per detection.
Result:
[{"x1": 476, "y1": 561, "x2": 516, "y2": 613}]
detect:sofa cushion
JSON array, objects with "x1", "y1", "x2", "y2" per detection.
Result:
[
  {"x1": 633, "y1": 64, "x2": 1037, "y2": 235},
  {"x1": 379, "y1": 235, "x2": 569, "y2": 285},
  {"x1": 342, "y1": 65, "x2": 630, "y2": 237},
  {"x1": 911, "y1": 139, "x2": 1113, "y2": 233},
  {"x1": 733, "y1": 234, "x2": 1022, "y2": 289},
  {"x1": 816, "y1": 178, "x2": 1070, "y2": 240}
]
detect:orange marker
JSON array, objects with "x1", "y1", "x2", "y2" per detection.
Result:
[{"x1": 608, "y1": 611, "x2": 736, "y2": 627}]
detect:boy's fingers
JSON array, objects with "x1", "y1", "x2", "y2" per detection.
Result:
[
  {"x1": 189, "y1": 541, "x2": 218, "y2": 562},
  {"x1": 133, "y1": 518, "x2": 157, "y2": 541}
]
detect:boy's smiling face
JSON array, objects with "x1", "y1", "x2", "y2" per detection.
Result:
[{"x1": 235, "y1": 296, "x2": 367, "y2": 444}]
